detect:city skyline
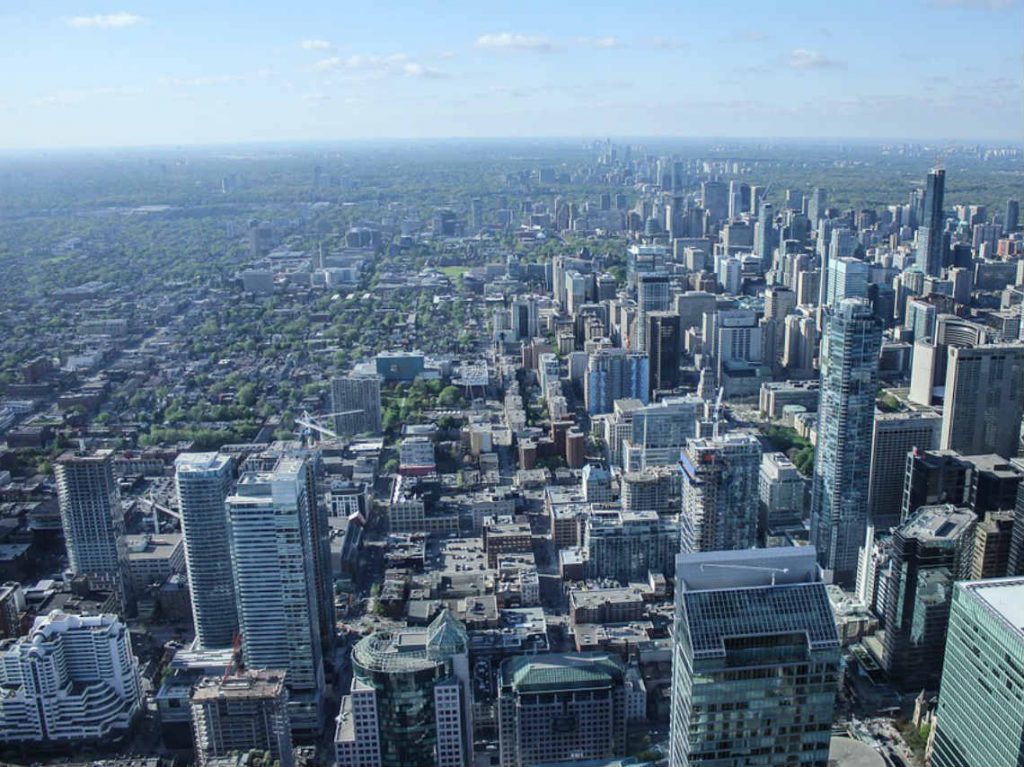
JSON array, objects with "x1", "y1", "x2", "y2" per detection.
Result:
[{"x1": 1, "y1": 0, "x2": 1023, "y2": 149}]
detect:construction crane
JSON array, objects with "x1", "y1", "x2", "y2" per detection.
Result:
[
  {"x1": 711, "y1": 386, "x2": 725, "y2": 439},
  {"x1": 222, "y1": 632, "x2": 244, "y2": 681},
  {"x1": 295, "y1": 409, "x2": 364, "y2": 443}
]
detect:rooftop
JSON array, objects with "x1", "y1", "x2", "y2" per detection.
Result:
[
  {"x1": 501, "y1": 652, "x2": 624, "y2": 693},
  {"x1": 900, "y1": 504, "x2": 975, "y2": 543},
  {"x1": 965, "y1": 577, "x2": 1024, "y2": 637},
  {"x1": 191, "y1": 670, "x2": 287, "y2": 703}
]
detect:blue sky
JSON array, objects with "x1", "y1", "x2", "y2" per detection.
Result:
[{"x1": 1, "y1": 0, "x2": 1022, "y2": 148}]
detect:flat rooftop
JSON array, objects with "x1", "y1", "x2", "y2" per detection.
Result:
[
  {"x1": 967, "y1": 577, "x2": 1024, "y2": 637},
  {"x1": 677, "y1": 546, "x2": 820, "y2": 592}
]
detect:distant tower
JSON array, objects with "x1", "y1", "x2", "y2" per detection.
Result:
[
  {"x1": 635, "y1": 272, "x2": 670, "y2": 353},
  {"x1": 810, "y1": 299, "x2": 882, "y2": 587},
  {"x1": 918, "y1": 168, "x2": 946, "y2": 277},
  {"x1": 645, "y1": 311, "x2": 682, "y2": 394}
]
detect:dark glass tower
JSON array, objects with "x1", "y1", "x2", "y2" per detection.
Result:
[{"x1": 919, "y1": 168, "x2": 946, "y2": 277}]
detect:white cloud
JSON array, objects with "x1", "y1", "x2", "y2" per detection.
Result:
[
  {"x1": 474, "y1": 32, "x2": 556, "y2": 52},
  {"x1": 313, "y1": 53, "x2": 447, "y2": 79},
  {"x1": 171, "y1": 74, "x2": 246, "y2": 87},
  {"x1": 787, "y1": 49, "x2": 846, "y2": 70},
  {"x1": 402, "y1": 63, "x2": 449, "y2": 79},
  {"x1": 651, "y1": 37, "x2": 687, "y2": 50},
  {"x1": 34, "y1": 86, "x2": 143, "y2": 106},
  {"x1": 576, "y1": 36, "x2": 623, "y2": 49},
  {"x1": 300, "y1": 39, "x2": 331, "y2": 50},
  {"x1": 67, "y1": 13, "x2": 144, "y2": 28}
]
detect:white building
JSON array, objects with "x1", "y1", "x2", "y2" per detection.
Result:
[
  {"x1": 0, "y1": 612, "x2": 142, "y2": 744},
  {"x1": 55, "y1": 450, "x2": 128, "y2": 602},
  {"x1": 399, "y1": 436, "x2": 436, "y2": 473},
  {"x1": 175, "y1": 452, "x2": 237, "y2": 650},
  {"x1": 227, "y1": 455, "x2": 325, "y2": 737}
]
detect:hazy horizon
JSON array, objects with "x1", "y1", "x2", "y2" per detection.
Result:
[{"x1": 2, "y1": 0, "x2": 1023, "y2": 150}]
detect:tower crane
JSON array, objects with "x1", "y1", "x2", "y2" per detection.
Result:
[
  {"x1": 295, "y1": 409, "x2": 364, "y2": 443},
  {"x1": 711, "y1": 386, "x2": 725, "y2": 439}
]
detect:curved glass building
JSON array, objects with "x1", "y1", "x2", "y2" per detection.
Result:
[{"x1": 337, "y1": 610, "x2": 473, "y2": 767}]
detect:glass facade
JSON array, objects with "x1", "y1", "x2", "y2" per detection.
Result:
[
  {"x1": 670, "y1": 548, "x2": 841, "y2": 767},
  {"x1": 932, "y1": 578, "x2": 1024, "y2": 767},
  {"x1": 810, "y1": 298, "x2": 881, "y2": 587},
  {"x1": 350, "y1": 611, "x2": 471, "y2": 767}
]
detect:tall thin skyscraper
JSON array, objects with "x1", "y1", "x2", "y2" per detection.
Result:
[
  {"x1": 918, "y1": 168, "x2": 946, "y2": 277},
  {"x1": 175, "y1": 452, "x2": 237, "y2": 649},
  {"x1": 668, "y1": 547, "x2": 840, "y2": 767},
  {"x1": 55, "y1": 449, "x2": 129, "y2": 602},
  {"x1": 808, "y1": 186, "x2": 827, "y2": 223},
  {"x1": 679, "y1": 433, "x2": 762, "y2": 553},
  {"x1": 227, "y1": 454, "x2": 325, "y2": 738},
  {"x1": 645, "y1": 311, "x2": 682, "y2": 394},
  {"x1": 635, "y1": 271, "x2": 670, "y2": 353},
  {"x1": 1006, "y1": 198, "x2": 1020, "y2": 234},
  {"x1": 811, "y1": 299, "x2": 882, "y2": 587}
]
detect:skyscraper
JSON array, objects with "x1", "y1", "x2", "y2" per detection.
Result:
[
  {"x1": 808, "y1": 186, "x2": 827, "y2": 223},
  {"x1": 940, "y1": 343, "x2": 1024, "y2": 458},
  {"x1": 54, "y1": 449, "x2": 129, "y2": 603},
  {"x1": 680, "y1": 433, "x2": 762, "y2": 553},
  {"x1": 585, "y1": 348, "x2": 649, "y2": 415},
  {"x1": 1006, "y1": 197, "x2": 1020, "y2": 234},
  {"x1": 227, "y1": 455, "x2": 325, "y2": 738},
  {"x1": 811, "y1": 298, "x2": 882, "y2": 587},
  {"x1": 645, "y1": 310, "x2": 682, "y2": 393},
  {"x1": 931, "y1": 577, "x2": 1024, "y2": 767},
  {"x1": 701, "y1": 180, "x2": 729, "y2": 225},
  {"x1": 175, "y1": 452, "x2": 237, "y2": 649},
  {"x1": 825, "y1": 256, "x2": 869, "y2": 307},
  {"x1": 330, "y1": 374, "x2": 383, "y2": 436},
  {"x1": 336, "y1": 611, "x2": 473, "y2": 767},
  {"x1": 668, "y1": 547, "x2": 840, "y2": 767},
  {"x1": 867, "y1": 411, "x2": 942, "y2": 530},
  {"x1": 635, "y1": 271, "x2": 670, "y2": 352},
  {"x1": 918, "y1": 168, "x2": 946, "y2": 277},
  {"x1": 879, "y1": 505, "x2": 976, "y2": 691},
  {"x1": 753, "y1": 202, "x2": 775, "y2": 270}
]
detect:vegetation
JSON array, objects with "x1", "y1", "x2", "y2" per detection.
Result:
[{"x1": 761, "y1": 424, "x2": 815, "y2": 476}]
